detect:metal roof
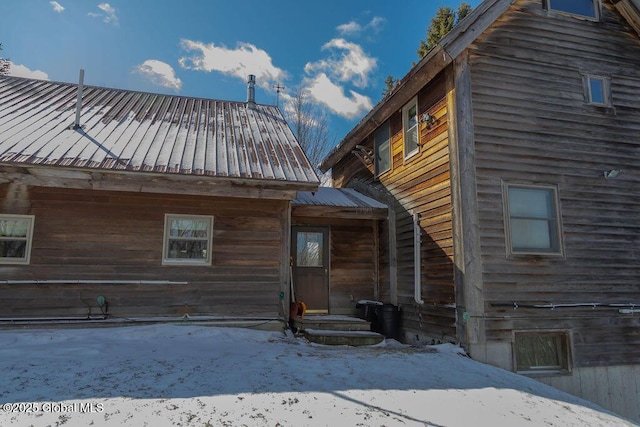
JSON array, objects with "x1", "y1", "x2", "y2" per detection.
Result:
[
  {"x1": 0, "y1": 76, "x2": 319, "y2": 185},
  {"x1": 293, "y1": 187, "x2": 387, "y2": 209}
]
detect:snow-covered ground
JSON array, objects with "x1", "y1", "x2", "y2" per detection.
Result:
[{"x1": 0, "y1": 324, "x2": 636, "y2": 427}]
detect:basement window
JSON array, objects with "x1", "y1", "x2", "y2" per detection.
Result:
[
  {"x1": 0, "y1": 215, "x2": 35, "y2": 265},
  {"x1": 374, "y1": 120, "x2": 391, "y2": 176},
  {"x1": 163, "y1": 214, "x2": 213, "y2": 265},
  {"x1": 403, "y1": 97, "x2": 420, "y2": 159},
  {"x1": 544, "y1": 0, "x2": 599, "y2": 19},
  {"x1": 514, "y1": 331, "x2": 572, "y2": 374}
]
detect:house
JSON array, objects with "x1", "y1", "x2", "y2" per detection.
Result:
[
  {"x1": 0, "y1": 74, "x2": 387, "y2": 330},
  {"x1": 320, "y1": 0, "x2": 640, "y2": 421}
]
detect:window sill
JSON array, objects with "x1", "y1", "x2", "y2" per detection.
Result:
[
  {"x1": 162, "y1": 260, "x2": 211, "y2": 267},
  {"x1": 403, "y1": 149, "x2": 419, "y2": 162}
]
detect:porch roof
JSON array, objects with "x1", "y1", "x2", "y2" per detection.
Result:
[{"x1": 292, "y1": 188, "x2": 388, "y2": 220}]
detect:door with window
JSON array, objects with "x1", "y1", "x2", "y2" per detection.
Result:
[{"x1": 291, "y1": 227, "x2": 329, "y2": 314}]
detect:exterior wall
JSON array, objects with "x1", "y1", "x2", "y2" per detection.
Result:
[
  {"x1": 0, "y1": 184, "x2": 288, "y2": 319},
  {"x1": 292, "y1": 217, "x2": 376, "y2": 315},
  {"x1": 464, "y1": 0, "x2": 640, "y2": 421},
  {"x1": 333, "y1": 73, "x2": 457, "y2": 343}
]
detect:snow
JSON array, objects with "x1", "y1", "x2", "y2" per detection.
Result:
[{"x1": 0, "y1": 324, "x2": 636, "y2": 427}]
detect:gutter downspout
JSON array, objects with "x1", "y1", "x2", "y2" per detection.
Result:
[{"x1": 413, "y1": 212, "x2": 424, "y2": 305}]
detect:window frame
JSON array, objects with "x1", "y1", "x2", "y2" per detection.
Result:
[
  {"x1": 543, "y1": 0, "x2": 600, "y2": 21},
  {"x1": 162, "y1": 214, "x2": 214, "y2": 266},
  {"x1": 0, "y1": 214, "x2": 35, "y2": 265},
  {"x1": 583, "y1": 74, "x2": 611, "y2": 107},
  {"x1": 513, "y1": 330, "x2": 573, "y2": 375},
  {"x1": 503, "y1": 183, "x2": 564, "y2": 257},
  {"x1": 374, "y1": 120, "x2": 391, "y2": 176},
  {"x1": 402, "y1": 97, "x2": 420, "y2": 160}
]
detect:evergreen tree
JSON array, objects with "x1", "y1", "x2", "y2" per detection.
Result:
[
  {"x1": 417, "y1": 3, "x2": 472, "y2": 59},
  {"x1": 382, "y1": 75, "x2": 398, "y2": 97}
]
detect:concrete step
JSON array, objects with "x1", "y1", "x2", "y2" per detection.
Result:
[
  {"x1": 303, "y1": 329, "x2": 385, "y2": 346},
  {"x1": 292, "y1": 315, "x2": 371, "y2": 332}
]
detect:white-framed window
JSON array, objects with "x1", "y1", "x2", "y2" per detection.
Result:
[
  {"x1": 583, "y1": 74, "x2": 611, "y2": 106},
  {"x1": 544, "y1": 0, "x2": 599, "y2": 19},
  {"x1": 374, "y1": 121, "x2": 391, "y2": 176},
  {"x1": 514, "y1": 331, "x2": 572, "y2": 375},
  {"x1": 163, "y1": 214, "x2": 213, "y2": 265},
  {"x1": 503, "y1": 183, "x2": 563, "y2": 256},
  {"x1": 403, "y1": 97, "x2": 420, "y2": 159},
  {"x1": 0, "y1": 214, "x2": 35, "y2": 265}
]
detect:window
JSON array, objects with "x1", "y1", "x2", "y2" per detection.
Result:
[
  {"x1": 544, "y1": 0, "x2": 598, "y2": 19},
  {"x1": 296, "y1": 231, "x2": 324, "y2": 267},
  {"x1": 374, "y1": 121, "x2": 391, "y2": 176},
  {"x1": 514, "y1": 331, "x2": 572, "y2": 374},
  {"x1": 163, "y1": 214, "x2": 213, "y2": 265},
  {"x1": 0, "y1": 214, "x2": 35, "y2": 264},
  {"x1": 504, "y1": 184, "x2": 563, "y2": 256},
  {"x1": 584, "y1": 75, "x2": 610, "y2": 106},
  {"x1": 403, "y1": 97, "x2": 420, "y2": 159}
]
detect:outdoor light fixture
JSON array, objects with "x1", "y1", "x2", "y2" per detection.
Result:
[
  {"x1": 420, "y1": 112, "x2": 435, "y2": 127},
  {"x1": 604, "y1": 169, "x2": 621, "y2": 179}
]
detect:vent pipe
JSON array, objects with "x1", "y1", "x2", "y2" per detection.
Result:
[
  {"x1": 73, "y1": 69, "x2": 85, "y2": 129},
  {"x1": 247, "y1": 74, "x2": 256, "y2": 109}
]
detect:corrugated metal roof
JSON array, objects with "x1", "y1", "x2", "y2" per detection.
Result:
[
  {"x1": 293, "y1": 187, "x2": 387, "y2": 209},
  {"x1": 0, "y1": 76, "x2": 319, "y2": 185}
]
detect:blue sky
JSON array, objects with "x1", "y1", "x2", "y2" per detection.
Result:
[{"x1": 0, "y1": 0, "x2": 481, "y2": 143}]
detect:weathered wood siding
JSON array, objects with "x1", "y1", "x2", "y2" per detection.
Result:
[
  {"x1": 469, "y1": 0, "x2": 640, "y2": 367},
  {"x1": 333, "y1": 73, "x2": 457, "y2": 342},
  {"x1": 292, "y1": 217, "x2": 376, "y2": 315},
  {"x1": 0, "y1": 185, "x2": 287, "y2": 319}
]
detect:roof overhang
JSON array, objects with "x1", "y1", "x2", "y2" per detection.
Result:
[
  {"x1": 611, "y1": 0, "x2": 640, "y2": 35},
  {"x1": 319, "y1": 0, "x2": 515, "y2": 173},
  {"x1": 0, "y1": 164, "x2": 318, "y2": 200},
  {"x1": 292, "y1": 188, "x2": 388, "y2": 220}
]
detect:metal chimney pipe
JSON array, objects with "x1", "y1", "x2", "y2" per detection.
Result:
[
  {"x1": 247, "y1": 74, "x2": 256, "y2": 109},
  {"x1": 73, "y1": 69, "x2": 85, "y2": 129}
]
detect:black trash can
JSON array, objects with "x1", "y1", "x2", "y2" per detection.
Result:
[
  {"x1": 377, "y1": 304, "x2": 400, "y2": 340},
  {"x1": 356, "y1": 300, "x2": 383, "y2": 333}
]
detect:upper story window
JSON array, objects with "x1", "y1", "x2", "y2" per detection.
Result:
[
  {"x1": 584, "y1": 75, "x2": 611, "y2": 106},
  {"x1": 403, "y1": 97, "x2": 420, "y2": 159},
  {"x1": 374, "y1": 121, "x2": 391, "y2": 176},
  {"x1": 0, "y1": 214, "x2": 35, "y2": 265},
  {"x1": 503, "y1": 184, "x2": 563, "y2": 256},
  {"x1": 163, "y1": 214, "x2": 213, "y2": 265},
  {"x1": 544, "y1": 0, "x2": 599, "y2": 19}
]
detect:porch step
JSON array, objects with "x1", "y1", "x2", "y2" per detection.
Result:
[
  {"x1": 292, "y1": 315, "x2": 385, "y2": 346},
  {"x1": 291, "y1": 315, "x2": 371, "y2": 332},
  {"x1": 303, "y1": 328, "x2": 385, "y2": 346}
]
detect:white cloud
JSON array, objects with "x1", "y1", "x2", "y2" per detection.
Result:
[
  {"x1": 337, "y1": 21, "x2": 361, "y2": 35},
  {"x1": 49, "y1": 1, "x2": 64, "y2": 13},
  {"x1": 304, "y1": 38, "x2": 376, "y2": 89},
  {"x1": 178, "y1": 39, "x2": 286, "y2": 89},
  {"x1": 88, "y1": 3, "x2": 118, "y2": 25},
  {"x1": 305, "y1": 73, "x2": 372, "y2": 119},
  {"x1": 7, "y1": 62, "x2": 49, "y2": 80},
  {"x1": 337, "y1": 16, "x2": 385, "y2": 36},
  {"x1": 134, "y1": 60, "x2": 182, "y2": 91}
]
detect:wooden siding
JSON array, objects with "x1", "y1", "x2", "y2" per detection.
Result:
[
  {"x1": 292, "y1": 217, "x2": 376, "y2": 315},
  {"x1": 333, "y1": 73, "x2": 457, "y2": 342},
  {"x1": 469, "y1": 0, "x2": 640, "y2": 367},
  {"x1": 0, "y1": 185, "x2": 287, "y2": 319}
]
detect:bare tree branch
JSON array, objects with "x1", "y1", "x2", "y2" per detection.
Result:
[
  {"x1": 0, "y1": 43, "x2": 10, "y2": 76},
  {"x1": 285, "y1": 88, "x2": 333, "y2": 177}
]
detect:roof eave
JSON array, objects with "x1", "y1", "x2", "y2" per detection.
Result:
[{"x1": 319, "y1": 0, "x2": 515, "y2": 173}]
